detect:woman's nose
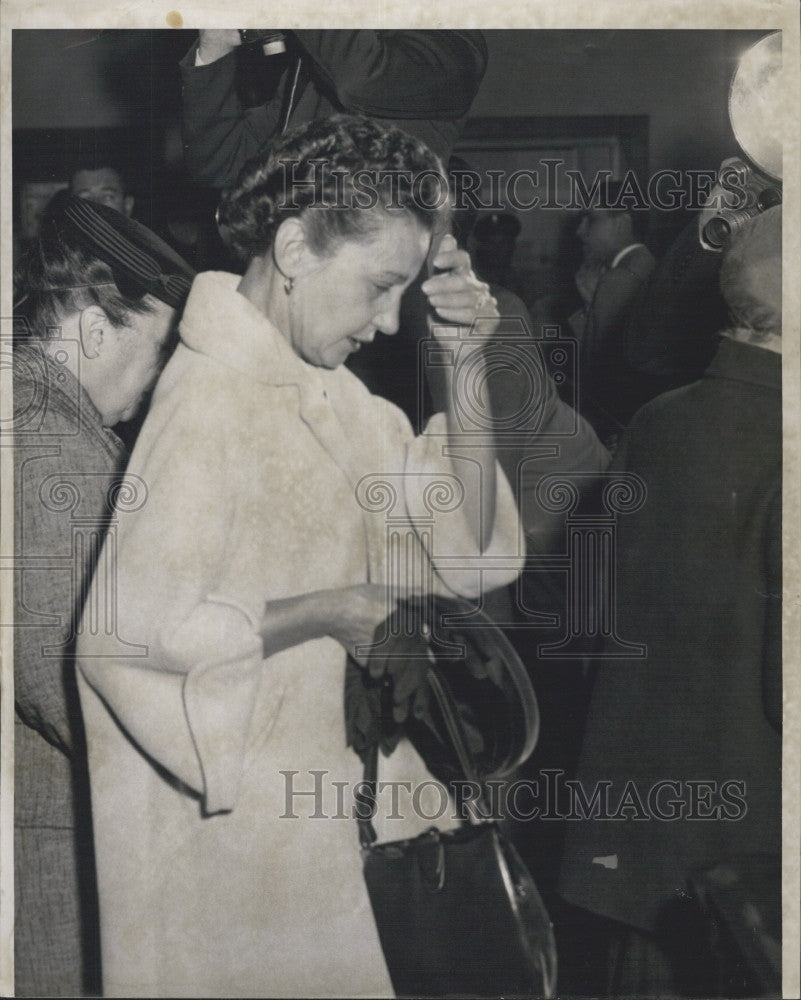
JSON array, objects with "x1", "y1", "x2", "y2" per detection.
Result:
[{"x1": 375, "y1": 296, "x2": 402, "y2": 336}]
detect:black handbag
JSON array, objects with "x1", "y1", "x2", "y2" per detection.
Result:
[
  {"x1": 356, "y1": 617, "x2": 557, "y2": 999},
  {"x1": 346, "y1": 596, "x2": 541, "y2": 782}
]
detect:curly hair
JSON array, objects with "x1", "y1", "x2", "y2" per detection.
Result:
[
  {"x1": 719, "y1": 204, "x2": 781, "y2": 342},
  {"x1": 217, "y1": 114, "x2": 450, "y2": 263},
  {"x1": 15, "y1": 208, "x2": 157, "y2": 340}
]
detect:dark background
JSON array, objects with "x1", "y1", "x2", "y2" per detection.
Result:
[{"x1": 12, "y1": 29, "x2": 769, "y2": 298}]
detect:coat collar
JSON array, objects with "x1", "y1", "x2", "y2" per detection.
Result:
[
  {"x1": 179, "y1": 271, "x2": 315, "y2": 388},
  {"x1": 179, "y1": 270, "x2": 368, "y2": 499},
  {"x1": 14, "y1": 341, "x2": 124, "y2": 455},
  {"x1": 705, "y1": 335, "x2": 781, "y2": 392},
  {"x1": 610, "y1": 242, "x2": 646, "y2": 269}
]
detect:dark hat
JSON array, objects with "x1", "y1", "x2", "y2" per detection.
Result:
[
  {"x1": 46, "y1": 195, "x2": 194, "y2": 310},
  {"x1": 473, "y1": 211, "x2": 521, "y2": 241}
]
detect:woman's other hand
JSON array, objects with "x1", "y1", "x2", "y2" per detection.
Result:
[
  {"x1": 259, "y1": 585, "x2": 400, "y2": 663},
  {"x1": 421, "y1": 234, "x2": 499, "y2": 335},
  {"x1": 326, "y1": 584, "x2": 405, "y2": 666}
]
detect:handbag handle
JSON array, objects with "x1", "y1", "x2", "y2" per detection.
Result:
[{"x1": 357, "y1": 664, "x2": 489, "y2": 848}]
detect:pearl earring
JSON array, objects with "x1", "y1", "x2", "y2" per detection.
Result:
[{"x1": 284, "y1": 276, "x2": 294, "y2": 295}]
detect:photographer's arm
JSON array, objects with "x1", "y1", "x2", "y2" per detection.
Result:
[
  {"x1": 478, "y1": 291, "x2": 611, "y2": 554},
  {"x1": 181, "y1": 30, "x2": 488, "y2": 189},
  {"x1": 181, "y1": 31, "x2": 283, "y2": 188},
  {"x1": 291, "y1": 30, "x2": 487, "y2": 117}
]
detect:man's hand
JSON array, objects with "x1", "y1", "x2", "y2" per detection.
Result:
[{"x1": 197, "y1": 30, "x2": 242, "y2": 64}]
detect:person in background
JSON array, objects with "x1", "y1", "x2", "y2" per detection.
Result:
[
  {"x1": 69, "y1": 162, "x2": 134, "y2": 217},
  {"x1": 622, "y1": 216, "x2": 730, "y2": 404},
  {"x1": 11, "y1": 196, "x2": 193, "y2": 997},
  {"x1": 180, "y1": 29, "x2": 488, "y2": 190},
  {"x1": 568, "y1": 180, "x2": 656, "y2": 446},
  {"x1": 558, "y1": 204, "x2": 781, "y2": 997},
  {"x1": 471, "y1": 210, "x2": 527, "y2": 300}
]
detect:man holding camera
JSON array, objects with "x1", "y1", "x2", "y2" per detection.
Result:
[{"x1": 180, "y1": 29, "x2": 488, "y2": 190}]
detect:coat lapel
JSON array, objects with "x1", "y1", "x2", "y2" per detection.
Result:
[{"x1": 179, "y1": 271, "x2": 371, "y2": 560}]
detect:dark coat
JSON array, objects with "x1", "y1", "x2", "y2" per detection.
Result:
[
  {"x1": 180, "y1": 30, "x2": 488, "y2": 188},
  {"x1": 573, "y1": 244, "x2": 657, "y2": 441},
  {"x1": 579, "y1": 245, "x2": 658, "y2": 373},
  {"x1": 558, "y1": 337, "x2": 781, "y2": 935},
  {"x1": 625, "y1": 220, "x2": 729, "y2": 386}
]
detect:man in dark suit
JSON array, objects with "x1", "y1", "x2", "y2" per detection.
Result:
[
  {"x1": 557, "y1": 205, "x2": 782, "y2": 996},
  {"x1": 568, "y1": 183, "x2": 656, "y2": 445}
]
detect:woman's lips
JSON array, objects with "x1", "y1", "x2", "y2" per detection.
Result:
[{"x1": 348, "y1": 333, "x2": 375, "y2": 351}]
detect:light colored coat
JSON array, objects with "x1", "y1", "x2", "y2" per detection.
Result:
[{"x1": 77, "y1": 272, "x2": 523, "y2": 998}]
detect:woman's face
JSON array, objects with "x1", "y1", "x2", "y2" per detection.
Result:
[{"x1": 290, "y1": 212, "x2": 431, "y2": 369}]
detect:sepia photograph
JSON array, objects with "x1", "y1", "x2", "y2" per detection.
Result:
[{"x1": 1, "y1": 5, "x2": 799, "y2": 998}]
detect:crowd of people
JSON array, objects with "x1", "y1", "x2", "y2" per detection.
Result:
[{"x1": 9, "y1": 28, "x2": 781, "y2": 999}]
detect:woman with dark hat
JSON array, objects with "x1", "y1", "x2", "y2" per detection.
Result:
[
  {"x1": 75, "y1": 115, "x2": 523, "y2": 997},
  {"x1": 11, "y1": 196, "x2": 194, "y2": 997}
]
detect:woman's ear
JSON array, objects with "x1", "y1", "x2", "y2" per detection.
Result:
[
  {"x1": 78, "y1": 305, "x2": 111, "y2": 360},
  {"x1": 273, "y1": 217, "x2": 312, "y2": 279}
]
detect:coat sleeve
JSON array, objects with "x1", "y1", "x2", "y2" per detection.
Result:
[
  {"x1": 180, "y1": 31, "x2": 487, "y2": 188},
  {"x1": 14, "y1": 444, "x2": 86, "y2": 756},
  {"x1": 180, "y1": 43, "x2": 284, "y2": 188},
  {"x1": 13, "y1": 410, "x2": 123, "y2": 756},
  {"x1": 404, "y1": 412, "x2": 525, "y2": 599},
  {"x1": 291, "y1": 30, "x2": 488, "y2": 117},
  {"x1": 78, "y1": 402, "x2": 278, "y2": 815},
  {"x1": 486, "y1": 336, "x2": 611, "y2": 555}
]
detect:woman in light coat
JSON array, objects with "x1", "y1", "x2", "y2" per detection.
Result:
[{"x1": 76, "y1": 115, "x2": 523, "y2": 997}]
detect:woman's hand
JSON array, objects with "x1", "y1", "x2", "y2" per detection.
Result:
[
  {"x1": 421, "y1": 234, "x2": 499, "y2": 336},
  {"x1": 259, "y1": 585, "x2": 400, "y2": 663},
  {"x1": 325, "y1": 584, "x2": 406, "y2": 667}
]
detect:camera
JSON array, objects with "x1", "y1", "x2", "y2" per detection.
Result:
[
  {"x1": 238, "y1": 30, "x2": 286, "y2": 55},
  {"x1": 699, "y1": 157, "x2": 782, "y2": 252}
]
